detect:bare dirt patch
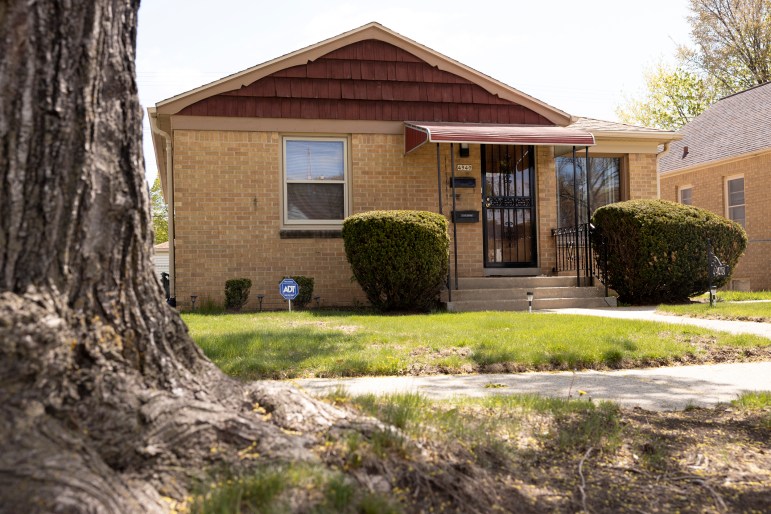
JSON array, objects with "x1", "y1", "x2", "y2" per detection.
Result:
[{"x1": 322, "y1": 403, "x2": 771, "y2": 513}]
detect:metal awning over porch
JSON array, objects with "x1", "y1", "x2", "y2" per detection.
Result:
[{"x1": 404, "y1": 121, "x2": 596, "y2": 154}]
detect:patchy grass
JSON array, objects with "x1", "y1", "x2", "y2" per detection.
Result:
[
  {"x1": 183, "y1": 311, "x2": 771, "y2": 379},
  {"x1": 188, "y1": 463, "x2": 399, "y2": 514},
  {"x1": 314, "y1": 392, "x2": 771, "y2": 513},
  {"x1": 732, "y1": 391, "x2": 771, "y2": 430},
  {"x1": 657, "y1": 301, "x2": 771, "y2": 322}
]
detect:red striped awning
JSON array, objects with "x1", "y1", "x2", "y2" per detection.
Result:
[{"x1": 404, "y1": 122, "x2": 596, "y2": 154}]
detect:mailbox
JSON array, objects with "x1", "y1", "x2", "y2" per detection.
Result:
[
  {"x1": 452, "y1": 210, "x2": 479, "y2": 223},
  {"x1": 449, "y1": 177, "x2": 476, "y2": 188}
]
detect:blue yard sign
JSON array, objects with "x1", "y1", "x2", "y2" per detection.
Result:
[{"x1": 279, "y1": 278, "x2": 299, "y2": 311}]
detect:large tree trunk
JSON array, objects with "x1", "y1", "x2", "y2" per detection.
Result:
[{"x1": 0, "y1": 2, "x2": 353, "y2": 512}]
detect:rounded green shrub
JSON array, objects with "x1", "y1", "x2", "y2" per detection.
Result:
[
  {"x1": 342, "y1": 210, "x2": 449, "y2": 312},
  {"x1": 592, "y1": 200, "x2": 747, "y2": 305},
  {"x1": 224, "y1": 278, "x2": 252, "y2": 311}
]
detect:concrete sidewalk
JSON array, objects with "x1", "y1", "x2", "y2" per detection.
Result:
[
  {"x1": 543, "y1": 306, "x2": 771, "y2": 339},
  {"x1": 292, "y1": 361, "x2": 771, "y2": 411},
  {"x1": 292, "y1": 307, "x2": 771, "y2": 411}
]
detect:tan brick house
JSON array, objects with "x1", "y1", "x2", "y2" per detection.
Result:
[
  {"x1": 149, "y1": 22, "x2": 678, "y2": 310},
  {"x1": 660, "y1": 83, "x2": 771, "y2": 291}
]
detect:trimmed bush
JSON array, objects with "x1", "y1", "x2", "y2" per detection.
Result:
[
  {"x1": 224, "y1": 278, "x2": 252, "y2": 311},
  {"x1": 592, "y1": 200, "x2": 747, "y2": 304},
  {"x1": 342, "y1": 210, "x2": 449, "y2": 312}
]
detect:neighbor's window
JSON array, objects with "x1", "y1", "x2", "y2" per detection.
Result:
[
  {"x1": 726, "y1": 176, "x2": 745, "y2": 227},
  {"x1": 679, "y1": 186, "x2": 693, "y2": 205},
  {"x1": 555, "y1": 156, "x2": 621, "y2": 227},
  {"x1": 283, "y1": 137, "x2": 348, "y2": 224}
]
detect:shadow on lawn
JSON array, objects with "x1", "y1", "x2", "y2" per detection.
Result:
[{"x1": 195, "y1": 326, "x2": 369, "y2": 380}]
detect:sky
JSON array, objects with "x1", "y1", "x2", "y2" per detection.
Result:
[{"x1": 136, "y1": 0, "x2": 694, "y2": 184}]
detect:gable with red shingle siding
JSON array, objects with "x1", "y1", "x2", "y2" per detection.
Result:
[{"x1": 178, "y1": 39, "x2": 552, "y2": 125}]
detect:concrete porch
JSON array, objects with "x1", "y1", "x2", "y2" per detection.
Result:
[{"x1": 441, "y1": 276, "x2": 616, "y2": 312}]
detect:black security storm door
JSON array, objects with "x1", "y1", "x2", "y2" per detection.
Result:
[{"x1": 482, "y1": 145, "x2": 537, "y2": 268}]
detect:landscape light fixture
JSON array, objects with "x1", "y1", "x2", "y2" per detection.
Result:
[
  {"x1": 256, "y1": 294, "x2": 265, "y2": 312},
  {"x1": 527, "y1": 291, "x2": 534, "y2": 313},
  {"x1": 190, "y1": 295, "x2": 198, "y2": 311},
  {"x1": 314, "y1": 296, "x2": 321, "y2": 309},
  {"x1": 709, "y1": 286, "x2": 717, "y2": 307}
]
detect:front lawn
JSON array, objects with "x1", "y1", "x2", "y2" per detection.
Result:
[{"x1": 183, "y1": 311, "x2": 770, "y2": 379}]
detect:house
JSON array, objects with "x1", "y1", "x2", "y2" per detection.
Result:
[
  {"x1": 659, "y1": 82, "x2": 771, "y2": 291},
  {"x1": 149, "y1": 22, "x2": 678, "y2": 310},
  {"x1": 152, "y1": 241, "x2": 169, "y2": 279}
]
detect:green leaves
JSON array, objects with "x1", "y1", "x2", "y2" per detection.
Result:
[
  {"x1": 616, "y1": 63, "x2": 718, "y2": 130},
  {"x1": 593, "y1": 200, "x2": 747, "y2": 304},
  {"x1": 150, "y1": 176, "x2": 168, "y2": 244},
  {"x1": 342, "y1": 211, "x2": 449, "y2": 312}
]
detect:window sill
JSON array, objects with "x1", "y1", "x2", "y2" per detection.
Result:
[{"x1": 280, "y1": 229, "x2": 343, "y2": 239}]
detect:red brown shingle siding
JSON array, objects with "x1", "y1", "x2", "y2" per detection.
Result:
[{"x1": 177, "y1": 39, "x2": 551, "y2": 125}]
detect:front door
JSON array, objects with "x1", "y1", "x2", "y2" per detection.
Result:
[{"x1": 482, "y1": 145, "x2": 537, "y2": 268}]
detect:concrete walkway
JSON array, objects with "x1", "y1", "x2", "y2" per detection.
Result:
[
  {"x1": 544, "y1": 306, "x2": 771, "y2": 339},
  {"x1": 292, "y1": 308, "x2": 771, "y2": 411},
  {"x1": 293, "y1": 362, "x2": 771, "y2": 411}
]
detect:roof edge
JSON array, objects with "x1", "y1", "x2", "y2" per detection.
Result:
[{"x1": 660, "y1": 145, "x2": 771, "y2": 176}]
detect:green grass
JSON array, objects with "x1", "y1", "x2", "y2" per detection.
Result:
[
  {"x1": 183, "y1": 311, "x2": 770, "y2": 379},
  {"x1": 731, "y1": 391, "x2": 771, "y2": 430},
  {"x1": 348, "y1": 392, "x2": 622, "y2": 457},
  {"x1": 657, "y1": 301, "x2": 771, "y2": 322},
  {"x1": 693, "y1": 290, "x2": 771, "y2": 302},
  {"x1": 188, "y1": 463, "x2": 399, "y2": 514}
]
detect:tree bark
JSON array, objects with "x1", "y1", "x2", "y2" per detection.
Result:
[{"x1": 0, "y1": 2, "x2": 352, "y2": 512}]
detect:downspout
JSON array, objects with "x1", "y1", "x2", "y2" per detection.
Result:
[
  {"x1": 655, "y1": 142, "x2": 672, "y2": 199},
  {"x1": 150, "y1": 113, "x2": 175, "y2": 305}
]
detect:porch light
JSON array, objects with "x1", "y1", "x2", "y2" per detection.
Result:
[
  {"x1": 459, "y1": 143, "x2": 470, "y2": 158},
  {"x1": 256, "y1": 294, "x2": 265, "y2": 312},
  {"x1": 709, "y1": 286, "x2": 717, "y2": 307},
  {"x1": 527, "y1": 291, "x2": 534, "y2": 313}
]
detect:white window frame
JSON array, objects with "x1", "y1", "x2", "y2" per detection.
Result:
[
  {"x1": 678, "y1": 185, "x2": 693, "y2": 205},
  {"x1": 282, "y1": 136, "x2": 349, "y2": 226},
  {"x1": 724, "y1": 175, "x2": 745, "y2": 228}
]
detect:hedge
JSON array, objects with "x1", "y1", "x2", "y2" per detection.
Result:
[
  {"x1": 342, "y1": 210, "x2": 449, "y2": 312},
  {"x1": 592, "y1": 200, "x2": 747, "y2": 304},
  {"x1": 224, "y1": 278, "x2": 252, "y2": 311}
]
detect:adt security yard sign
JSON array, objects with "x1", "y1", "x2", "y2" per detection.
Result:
[{"x1": 279, "y1": 278, "x2": 299, "y2": 311}]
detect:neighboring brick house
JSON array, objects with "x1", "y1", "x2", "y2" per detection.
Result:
[
  {"x1": 149, "y1": 22, "x2": 678, "y2": 309},
  {"x1": 660, "y1": 82, "x2": 771, "y2": 291}
]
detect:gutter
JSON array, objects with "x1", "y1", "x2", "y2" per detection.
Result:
[{"x1": 149, "y1": 109, "x2": 176, "y2": 305}]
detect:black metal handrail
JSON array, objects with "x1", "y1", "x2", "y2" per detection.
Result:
[{"x1": 552, "y1": 223, "x2": 609, "y2": 295}]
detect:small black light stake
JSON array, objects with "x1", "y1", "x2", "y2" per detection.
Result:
[
  {"x1": 314, "y1": 296, "x2": 321, "y2": 309},
  {"x1": 256, "y1": 294, "x2": 265, "y2": 312},
  {"x1": 709, "y1": 285, "x2": 717, "y2": 307},
  {"x1": 527, "y1": 291, "x2": 534, "y2": 313},
  {"x1": 190, "y1": 295, "x2": 198, "y2": 311}
]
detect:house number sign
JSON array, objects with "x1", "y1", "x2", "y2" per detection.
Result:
[{"x1": 457, "y1": 164, "x2": 472, "y2": 172}]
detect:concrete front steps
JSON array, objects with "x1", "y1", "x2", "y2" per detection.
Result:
[{"x1": 441, "y1": 276, "x2": 616, "y2": 312}]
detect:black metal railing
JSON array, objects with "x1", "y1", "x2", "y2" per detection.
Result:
[{"x1": 552, "y1": 223, "x2": 609, "y2": 295}]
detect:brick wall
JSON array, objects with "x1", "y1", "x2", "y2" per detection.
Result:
[
  {"x1": 660, "y1": 151, "x2": 771, "y2": 291},
  {"x1": 172, "y1": 129, "x2": 664, "y2": 308},
  {"x1": 628, "y1": 153, "x2": 658, "y2": 200}
]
